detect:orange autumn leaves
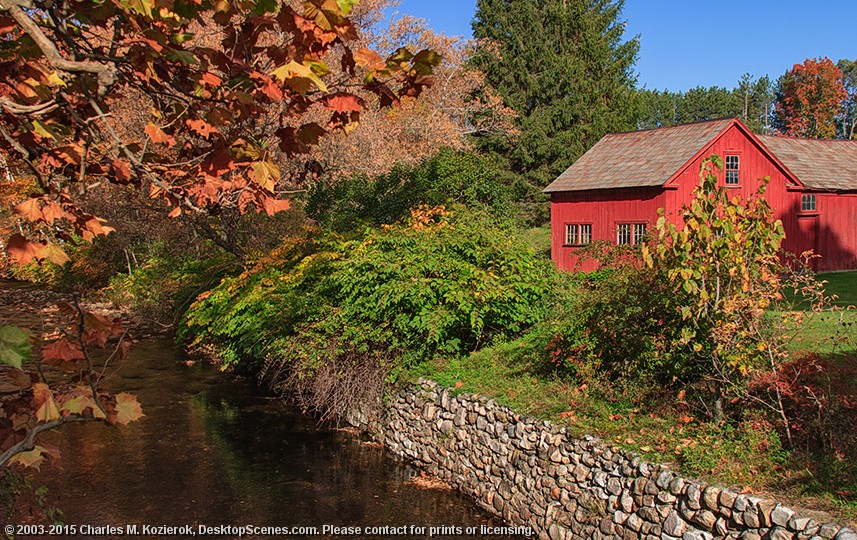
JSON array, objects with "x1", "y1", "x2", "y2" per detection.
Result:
[
  {"x1": 1, "y1": 0, "x2": 439, "y2": 266},
  {"x1": 0, "y1": 302, "x2": 141, "y2": 470}
]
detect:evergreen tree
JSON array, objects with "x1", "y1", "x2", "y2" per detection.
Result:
[{"x1": 471, "y1": 0, "x2": 639, "y2": 186}]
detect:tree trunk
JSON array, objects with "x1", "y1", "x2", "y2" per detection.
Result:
[{"x1": 713, "y1": 380, "x2": 724, "y2": 424}]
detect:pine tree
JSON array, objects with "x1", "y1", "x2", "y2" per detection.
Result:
[{"x1": 471, "y1": 0, "x2": 639, "y2": 186}]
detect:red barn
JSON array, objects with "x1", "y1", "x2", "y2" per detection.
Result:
[{"x1": 544, "y1": 118, "x2": 857, "y2": 272}]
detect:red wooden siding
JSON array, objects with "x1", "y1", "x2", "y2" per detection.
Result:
[
  {"x1": 815, "y1": 192, "x2": 857, "y2": 271},
  {"x1": 550, "y1": 188, "x2": 666, "y2": 271},
  {"x1": 549, "y1": 122, "x2": 857, "y2": 272}
]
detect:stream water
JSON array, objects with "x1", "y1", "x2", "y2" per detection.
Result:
[{"x1": 33, "y1": 339, "x2": 516, "y2": 539}]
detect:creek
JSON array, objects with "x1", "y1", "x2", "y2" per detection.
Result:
[{"x1": 33, "y1": 339, "x2": 509, "y2": 539}]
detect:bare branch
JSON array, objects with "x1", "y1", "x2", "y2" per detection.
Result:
[
  {"x1": 0, "y1": 416, "x2": 92, "y2": 468},
  {"x1": 0, "y1": 97, "x2": 58, "y2": 116},
  {"x1": 0, "y1": 0, "x2": 117, "y2": 95}
]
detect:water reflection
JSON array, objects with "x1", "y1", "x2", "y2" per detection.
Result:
[{"x1": 35, "y1": 340, "x2": 514, "y2": 539}]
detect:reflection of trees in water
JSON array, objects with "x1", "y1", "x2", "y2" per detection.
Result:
[{"x1": 37, "y1": 340, "x2": 503, "y2": 532}]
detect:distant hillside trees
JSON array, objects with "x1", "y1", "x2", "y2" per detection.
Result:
[{"x1": 635, "y1": 75, "x2": 773, "y2": 134}]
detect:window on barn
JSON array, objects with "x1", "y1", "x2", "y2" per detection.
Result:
[
  {"x1": 801, "y1": 194, "x2": 817, "y2": 212},
  {"x1": 725, "y1": 155, "x2": 740, "y2": 185},
  {"x1": 633, "y1": 223, "x2": 647, "y2": 245},
  {"x1": 617, "y1": 223, "x2": 631, "y2": 245},
  {"x1": 565, "y1": 223, "x2": 592, "y2": 246},
  {"x1": 617, "y1": 223, "x2": 647, "y2": 246}
]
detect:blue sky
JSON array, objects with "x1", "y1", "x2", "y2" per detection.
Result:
[{"x1": 390, "y1": 0, "x2": 856, "y2": 91}]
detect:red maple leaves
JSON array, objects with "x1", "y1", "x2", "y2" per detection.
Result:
[
  {"x1": 774, "y1": 57, "x2": 848, "y2": 139},
  {"x1": 0, "y1": 301, "x2": 142, "y2": 470},
  {"x1": 1, "y1": 0, "x2": 439, "y2": 268}
]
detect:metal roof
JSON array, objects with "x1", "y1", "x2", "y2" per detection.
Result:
[
  {"x1": 757, "y1": 135, "x2": 857, "y2": 191},
  {"x1": 544, "y1": 119, "x2": 734, "y2": 193}
]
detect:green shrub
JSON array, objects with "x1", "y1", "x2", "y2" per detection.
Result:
[
  {"x1": 182, "y1": 206, "x2": 558, "y2": 415},
  {"x1": 519, "y1": 247, "x2": 689, "y2": 384},
  {"x1": 305, "y1": 149, "x2": 524, "y2": 231}
]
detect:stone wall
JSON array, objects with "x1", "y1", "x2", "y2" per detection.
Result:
[{"x1": 351, "y1": 379, "x2": 855, "y2": 540}]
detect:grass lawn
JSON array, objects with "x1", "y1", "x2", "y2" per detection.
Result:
[
  {"x1": 787, "y1": 311, "x2": 857, "y2": 354},
  {"x1": 819, "y1": 271, "x2": 857, "y2": 307}
]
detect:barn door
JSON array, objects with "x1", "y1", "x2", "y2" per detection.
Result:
[{"x1": 796, "y1": 216, "x2": 819, "y2": 270}]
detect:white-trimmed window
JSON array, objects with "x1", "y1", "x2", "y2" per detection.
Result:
[
  {"x1": 633, "y1": 223, "x2": 647, "y2": 245},
  {"x1": 617, "y1": 223, "x2": 631, "y2": 245},
  {"x1": 725, "y1": 155, "x2": 740, "y2": 185},
  {"x1": 565, "y1": 223, "x2": 592, "y2": 246},
  {"x1": 801, "y1": 194, "x2": 817, "y2": 212},
  {"x1": 617, "y1": 223, "x2": 646, "y2": 246}
]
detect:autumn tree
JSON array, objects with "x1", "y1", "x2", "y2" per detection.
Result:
[
  {"x1": 772, "y1": 57, "x2": 847, "y2": 139},
  {"x1": 0, "y1": 0, "x2": 439, "y2": 482},
  {"x1": 0, "y1": 0, "x2": 438, "y2": 266},
  {"x1": 471, "y1": 0, "x2": 638, "y2": 186},
  {"x1": 642, "y1": 156, "x2": 827, "y2": 447},
  {"x1": 312, "y1": 13, "x2": 517, "y2": 180}
]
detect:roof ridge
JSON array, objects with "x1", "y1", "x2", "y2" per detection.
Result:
[
  {"x1": 757, "y1": 134, "x2": 857, "y2": 144},
  {"x1": 605, "y1": 117, "x2": 735, "y2": 137}
]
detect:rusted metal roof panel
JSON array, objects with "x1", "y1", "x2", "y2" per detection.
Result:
[
  {"x1": 757, "y1": 135, "x2": 857, "y2": 191},
  {"x1": 544, "y1": 119, "x2": 734, "y2": 193}
]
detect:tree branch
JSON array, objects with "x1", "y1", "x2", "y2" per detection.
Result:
[
  {"x1": 0, "y1": 416, "x2": 91, "y2": 468},
  {"x1": 0, "y1": 97, "x2": 58, "y2": 116},
  {"x1": 0, "y1": 0, "x2": 117, "y2": 95},
  {"x1": 0, "y1": 122, "x2": 48, "y2": 191}
]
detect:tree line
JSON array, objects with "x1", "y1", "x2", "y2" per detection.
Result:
[{"x1": 469, "y1": 0, "x2": 857, "y2": 187}]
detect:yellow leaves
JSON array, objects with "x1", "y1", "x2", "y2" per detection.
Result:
[
  {"x1": 112, "y1": 393, "x2": 144, "y2": 425},
  {"x1": 32, "y1": 383, "x2": 60, "y2": 423},
  {"x1": 31, "y1": 119, "x2": 58, "y2": 141},
  {"x1": 9, "y1": 446, "x2": 50, "y2": 470},
  {"x1": 37, "y1": 243, "x2": 70, "y2": 266},
  {"x1": 121, "y1": 0, "x2": 154, "y2": 18},
  {"x1": 45, "y1": 71, "x2": 67, "y2": 88},
  {"x1": 270, "y1": 60, "x2": 328, "y2": 94},
  {"x1": 251, "y1": 160, "x2": 280, "y2": 191}
]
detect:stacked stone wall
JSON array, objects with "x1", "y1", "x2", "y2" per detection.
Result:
[{"x1": 350, "y1": 379, "x2": 855, "y2": 540}]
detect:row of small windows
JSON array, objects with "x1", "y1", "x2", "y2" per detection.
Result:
[
  {"x1": 564, "y1": 223, "x2": 647, "y2": 246},
  {"x1": 564, "y1": 193, "x2": 817, "y2": 248}
]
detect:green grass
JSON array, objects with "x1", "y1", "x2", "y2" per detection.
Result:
[
  {"x1": 787, "y1": 311, "x2": 857, "y2": 354},
  {"x1": 407, "y1": 339, "x2": 857, "y2": 526},
  {"x1": 819, "y1": 271, "x2": 857, "y2": 307}
]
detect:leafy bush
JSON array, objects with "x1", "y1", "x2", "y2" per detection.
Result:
[
  {"x1": 518, "y1": 245, "x2": 687, "y2": 384},
  {"x1": 182, "y1": 206, "x2": 557, "y2": 416},
  {"x1": 305, "y1": 149, "x2": 526, "y2": 231}
]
